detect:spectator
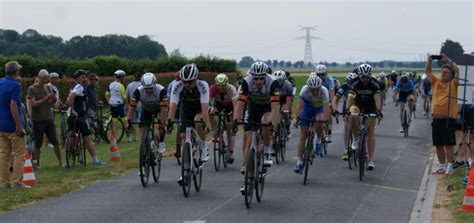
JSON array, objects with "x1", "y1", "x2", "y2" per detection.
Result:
[
  {"x1": 125, "y1": 72, "x2": 143, "y2": 142},
  {"x1": 86, "y1": 73, "x2": 99, "y2": 117},
  {"x1": 426, "y1": 53, "x2": 460, "y2": 174},
  {"x1": 26, "y1": 69, "x2": 62, "y2": 167},
  {"x1": 47, "y1": 72, "x2": 62, "y2": 112},
  {"x1": 0, "y1": 61, "x2": 29, "y2": 189},
  {"x1": 105, "y1": 70, "x2": 127, "y2": 139}
]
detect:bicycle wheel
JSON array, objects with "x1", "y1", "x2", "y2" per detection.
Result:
[
  {"x1": 151, "y1": 139, "x2": 161, "y2": 183},
  {"x1": 105, "y1": 118, "x2": 125, "y2": 143},
  {"x1": 193, "y1": 144, "x2": 203, "y2": 192},
  {"x1": 65, "y1": 133, "x2": 75, "y2": 168},
  {"x1": 181, "y1": 142, "x2": 192, "y2": 197},
  {"x1": 359, "y1": 133, "x2": 366, "y2": 181},
  {"x1": 403, "y1": 109, "x2": 409, "y2": 137},
  {"x1": 322, "y1": 138, "x2": 328, "y2": 157},
  {"x1": 244, "y1": 148, "x2": 255, "y2": 208},
  {"x1": 279, "y1": 124, "x2": 287, "y2": 162},
  {"x1": 175, "y1": 126, "x2": 181, "y2": 166},
  {"x1": 139, "y1": 137, "x2": 150, "y2": 188},
  {"x1": 347, "y1": 130, "x2": 354, "y2": 170},
  {"x1": 256, "y1": 145, "x2": 265, "y2": 202},
  {"x1": 303, "y1": 133, "x2": 313, "y2": 185},
  {"x1": 222, "y1": 130, "x2": 228, "y2": 168},
  {"x1": 213, "y1": 128, "x2": 222, "y2": 171},
  {"x1": 274, "y1": 133, "x2": 280, "y2": 165},
  {"x1": 92, "y1": 119, "x2": 103, "y2": 144},
  {"x1": 80, "y1": 135, "x2": 86, "y2": 166}
]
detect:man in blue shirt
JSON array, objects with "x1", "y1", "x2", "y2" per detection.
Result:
[
  {"x1": 393, "y1": 74, "x2": 417, "y2": 133},
  {"x1": 0, "y1": 61, "x2": 29, "y2": 190}
]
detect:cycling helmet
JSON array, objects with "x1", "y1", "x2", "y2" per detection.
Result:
[
  {"x1": 357, "y1": 64, "x2": 373, "y2": 76},
  {"x1": 49, "y1": 72, "x2": 59, "y2": 78},
  {"x1": 249, "y1": 61, "x2": 268, "y2": 76},
  {"x1": 179, "y1": 64, "x2": 199, "y2": 81},
  {"x1": 272, "y1": 70, "x2": 287, "y2": 80},
  {"x1": 345, "y1": 72, "x2": 358, "y2": 83},
  {"x1": 141, "y1": 73, "x2": 157, "y2": 89},
  {"x1": 400, "y1": 75, "x2": 409, "y2": 84},
  {"x1": 315, "y1": 64, "x2": 327, "y2": 75},
  {"x1": 379, "y1": 71, "x2": 385, "y2": 78},
  {"x1": 421, "y1": 73, "x2": 427, "y2": 80},
  {"x1": 114, "y1": 70, "x2": 126, "y2": 78},
  {"x1": 73, "y1": 69, "x2": 88, "y2": 78},
  {"x1": 309, "y1": 72, "x2": 317, "y2": 77},
  {"x1": 306, "y1": 75, "x2": 322, "y2": 88},
  {"x1": 215, "y1": 73, "x2": 228, "y2": 85}
]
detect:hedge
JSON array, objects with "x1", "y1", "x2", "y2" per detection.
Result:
[
  {"x1": 19, "y1": 72, "x2": 238, "y2": 105},
  {"x1": 0, "y1": 55, "x2": 237, "y2": 78}
]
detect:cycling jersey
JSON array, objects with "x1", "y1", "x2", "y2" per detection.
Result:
[
  {"x1": 287, "y1": 76, "x2": 297, "y2": 96},
  {"x1": 422, "y1": 80, "x2": 432, "y2": 95},
  {"x1": 238, "y1": 74, "x2": 279, "y2": 131},
  {"x1": 348, "y1": 78, "x2": 380, "y2": 113},
  {"x1": 130, "y1": 84, "x2": 168, "y2": 113},
  {"x1": 167, "y1": 80, "x2": 178, "y2": 99},
  {"x1": 170, "y1": 80, "x2": 209, "y2": 132},
  {"x1": 299, "y1": 85, "x2": 329, "y2": 127},
  {"x1": 336, "y1": 83, "x2": 351, "y2": 101},
  {"x1": 70, "y1": 83, "x2": 88, "y2": 117},
  {"x1": 107, "y1": 81, "x2": 126, "y2": 105},
  {"x1": 390, "y1": 73, "x2": 398, "y2": 83},
  {"x1": 277, "y1": 80, "x2": 294, "y2": 105},
  {"x1": 321, "y1": 76, "x2": 334, "y2": 90},
  {"x1": 395, "y1": 80, "x2": 416, "y2": 94},
  {"x1": 209, "y1": 84, "x2": 237, "y2": 108},
  {"x1": 378, "y1": 78, "x2": 386, "y2": 91}
]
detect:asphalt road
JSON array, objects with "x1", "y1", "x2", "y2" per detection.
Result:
[{"x1": 0, "y1": 99, "x2": 432, "y2": 223}]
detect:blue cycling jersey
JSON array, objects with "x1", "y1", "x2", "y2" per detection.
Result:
[
  {"x1": 321, "y1": 76, "x2": 334, "y2": 90},
  {"x1": 395, "y1": 80, "x2": 416, "y2": 93}
]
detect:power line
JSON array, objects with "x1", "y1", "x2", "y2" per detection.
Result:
[{"x1": 297, "y1": 25, "x2": 319, "y2": 65}]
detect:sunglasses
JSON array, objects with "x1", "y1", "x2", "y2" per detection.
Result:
[{"x1": 253, "y1": 77, "x2": 265, "y2": 81}]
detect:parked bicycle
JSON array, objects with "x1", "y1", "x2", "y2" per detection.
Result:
[{"x1": 64, "y1": 117, "x2": 87, "y2": 168}]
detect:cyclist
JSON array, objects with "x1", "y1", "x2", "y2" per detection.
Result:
[
  {"x1": 105, "y1": 70, "x2": 127, "y2": 139},
  {"x1": 125, "y1": 72, "x2": 143, "y2": 142},
  {"x1": 393, "y1": 74, "x2": 417, "y2": 133},
  {"x1": 209, "y1": 73, "x2": 237, "y2": 164},
  {"x1": 377, "y1": 72, "x2": 387, "y2": 106},
  {"x1": 347, "y1": 64, "x2": 383, "y2": 170},
  {"x1": 333, "y1": 72, "x2": 358, "y2": 161},
  {"x1": 272, "y1": 69, "x2": 293, "y2": 140},
  {"x1": 126, "y1": 73, "x2": 168, "y2": 157},
  {"x1": 166, "y1": 64, "x2": 210, "y2": 165},
  {"x1": 388, "y1": 70, "x2": 399, "y2": 90},
  {"x1": 167, "y1": 71, "x2": 182, "y2": 159},
  {"x1": 293, "y1": 75, "x2": 329, "y2": 173},
  {"x1": 314, "y1": 64, "x2": 335, "y2": 143},
  {"x1": 232, "y1": 61, "x2": 280, "y2": 174},
  {"x1": 66, "y1": 69, "x2": 105, "y2": 166},
  {"x1": 284, "y1": 69, "x2": 297, "y2": 137},
  {"x1": 332, "y1": 75, "x2": 340, "y2": 95},
  {"x1": 420, "y1": 74, "x2": 432, "y2": 116}
]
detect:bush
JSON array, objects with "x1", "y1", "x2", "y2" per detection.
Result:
[
  {"x1": 0, "y1": 55, "x2": 237, "y2": 78},
  {"x1": 19, "y1": 72, "x2": 238, "y2": 105}
]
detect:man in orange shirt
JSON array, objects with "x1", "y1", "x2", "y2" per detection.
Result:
[{"x1": 426, "y1": 53, "x2": 460, "y2": 174}]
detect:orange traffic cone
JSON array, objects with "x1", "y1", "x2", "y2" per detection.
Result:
[
  {"x1": 460, "y1": 168, "x2": 474, "y2": 212},
  {"x1": 23, "y1": 152, "x2": 36, "y2": 186},
  {"x1": 108, "y1": 135, "x2": 122, "y2": 162}
]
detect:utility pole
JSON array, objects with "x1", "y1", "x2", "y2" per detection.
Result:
[{"x1": 297, "y1": 25, "x2": 319, "y2": 66}]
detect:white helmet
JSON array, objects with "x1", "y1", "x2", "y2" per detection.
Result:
[
  {"x1": 49, "y1": 72, "x2": 59, "y2": 78},
  {"x1": 357, "y1": 64, "x2": 373, "y2": 76},
  {"x1": 421, "y1": 73, "x2": 427, "y2": 80},
  {"x1": 179, "y1": 64, "x2": 199, "y2": 81},
  {"x1": 345, "y1": 72, "x2": 358, "y2": 83},
  {"x1": 249, "y1": 61, "x2": 268, "y2": 76},
  {"x1": 141, "y1": 73, "x2": 157, "y2": 89},
  {"x1": 315, "y1": 64, "x2": 327, "y2": 75},
  {"x1": 114, "y1": 70, "x2": 126, "y2": 78},
  {"x1": 306, "y1": 75, "x2": 322, "y2": 88},
  {"x1": 309, "y1": 72, "x2": 317, "y2": 77},
  {"x1": 272, "y1": 70, "x2": 286, "y2": 80}
]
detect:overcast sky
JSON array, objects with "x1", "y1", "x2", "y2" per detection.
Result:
[{"x1": 1, "y1": 0, "x2": 473, "y2": 63}]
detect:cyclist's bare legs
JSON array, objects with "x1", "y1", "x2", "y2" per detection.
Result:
[
  {"x1": 84, "y1": 135, "x2": 96, "y2": 157},
  {"x1": 226, "y1": 122, "x2": 235, "y2": 152},
  {"x1": 315, "y1": 113, "x2": 325, "y2": 140},
  {"x1": 343, "y1": 115, "x2": 350, "y2": 148},
  {"x1": 261, "y1": 113, "x2": 272, "y2": 148},
  {"x1": 194, "y1": 113, "x2": 206, "y2": 141},
  {"x1": 399, "y1": 103, "x2": 405, "y2": 124},
  {"x1": 350, "y1": 107, "x2": 361, "y2": 138}
]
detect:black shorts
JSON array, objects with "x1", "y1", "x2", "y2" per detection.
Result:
[
  {"x1": 432, "y1": 118, "x2": 456, "y2": 146},
  {"x1": 68, "y1": 116, "x2": 92, "y2": 137},
  {"x1": 139, "y1": 110, "x2": 160, "y2": 128},
  {"x1": 244, "y1": 105, "x2": 271, "y2": 131},
  {"x1": 352, "y1": 103, "x2": 377, "y2": 114},
  {"x1": 33, "y1": 120, "x2": 59, "y2": 148},
  {"x1": 214, "y1": 103, "x2": 233, "y2": 122},
  {"x1": 110, "y1": 104, "x2": 126, "y2": 118},
  {"x1": 179, "y1": 104, "x2": 202, "y2": 133}
]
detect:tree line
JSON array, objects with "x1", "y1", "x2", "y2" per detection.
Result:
[{"x1": 0, "y1": 29, "x2": 167, "y2": 59}]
